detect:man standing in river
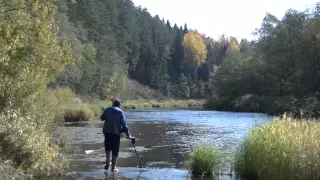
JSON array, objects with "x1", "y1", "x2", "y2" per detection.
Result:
[{"x1": 100, "y1": 99, "x2": 134, "y2": 172}]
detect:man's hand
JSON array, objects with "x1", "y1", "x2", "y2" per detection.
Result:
[
  {"x1": 126, "y1": 136, "x2": 136, "y2": 144},
  {"x1": 130, "y1": 137, "x2": 136, "y2": 144}
]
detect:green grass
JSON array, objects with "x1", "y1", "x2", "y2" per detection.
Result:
[
  {"x1": 189, "y1": 143, "x2": 223, "y2": 177},
  {"x1": 234, "y1": 113, "x2": 320, "y2": 180}
]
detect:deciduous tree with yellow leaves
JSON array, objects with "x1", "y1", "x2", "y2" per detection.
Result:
[{"x1": 182, "y1": 31, "x2": 207, "y2": 79}]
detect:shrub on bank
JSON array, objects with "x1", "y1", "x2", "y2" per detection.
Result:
[
  {"x1": 0, "y1": 109, "x2": 68, "y2": 178},
  {"x1": 235, "y1": 114, "x2": 320, "y2": 180},
  {"x1": 90, "y1": 101, "x2": 107, "y2": 117},
  {"x1": 189, "y1": 143, "x2": 222, "y2": 177},
  {"x1": 63, "y1": 103, "x2": 94, "y2": 122},
  {"x1": 205, "y1": 94, "x2": 301, "y2": 116},
  {"x1": 45, "y1": 88, "x2": 94, "y2": 122}
]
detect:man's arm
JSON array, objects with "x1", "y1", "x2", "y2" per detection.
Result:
[
  {"x1": 120, "y1": 112, "x2": 131, "y2": 137},
  {"x1": 100, "y1": 109, "x2": 107, "y2": 121}
]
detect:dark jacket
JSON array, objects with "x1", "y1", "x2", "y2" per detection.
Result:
[{"x1": 100, "y1": 106, "x2": 128, "y2": 136}]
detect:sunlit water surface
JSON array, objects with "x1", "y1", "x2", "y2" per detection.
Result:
[{"x1": 58, "y1": 109, "x2": 272, "y2": 180}]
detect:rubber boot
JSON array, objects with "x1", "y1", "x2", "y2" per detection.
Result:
[
  {"x1": 111, "y1": 156, "x2": 118, "y2": 172},
  {"x1": 104, "y1": 151, "x2": 111, "y2": 170}
]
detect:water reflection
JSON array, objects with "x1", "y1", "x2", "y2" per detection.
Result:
[{"x1": 58, "y1": 109, "x2": 272, "y2": 180}]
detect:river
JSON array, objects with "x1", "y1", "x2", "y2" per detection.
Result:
[{"x1": 58, "y1": 108, "x2": 272, "y2": 180}]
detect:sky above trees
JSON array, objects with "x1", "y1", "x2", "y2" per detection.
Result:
[{"x1": 132, "y1": 0, "x2": 318, "y2": 40}]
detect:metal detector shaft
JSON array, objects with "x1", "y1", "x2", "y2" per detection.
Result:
[{"x1": 132, "y1": 143, "x2": 142, "y2": 168}]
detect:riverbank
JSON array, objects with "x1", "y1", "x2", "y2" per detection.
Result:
[
  {"x1": 89, "y1": 99, "x2": 205, "y2": 118},
  {"x1": 122, "y1": 99, "x2": 204, "y2": 109},
  {"x1": 205, "y1": 94, "x2": 320, "y2": 118},
  {"x1": 40, "y1": 88, "x2": 205, "y2": 122},
  {"x1": 234, "y1": 114, "x2": 320, "y2": 180}
]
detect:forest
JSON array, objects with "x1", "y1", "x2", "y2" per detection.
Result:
[
  {"x1": 52, "y1": 0, "x2": 252, "y2": 100},
  {"x1": 52, "y1": 0, "x2": 320, "y2": 117}
]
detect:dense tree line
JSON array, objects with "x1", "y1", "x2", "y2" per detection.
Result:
[
  {"x1": 208, "y1": 4, "x2": 320, "y2": 117},
  {"x1": 2, "y1": 0, "x2": 319, "y2": 118},
  {"x1": 52, "y1": 0, "x2": 320, "y2": 117},
  {"x1": 52, "y1": 0, "x2": 247, "y2": 100}
]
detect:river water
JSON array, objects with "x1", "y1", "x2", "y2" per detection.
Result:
[{"x1": 58, "y1": 109, "x2": 272, "y2": 180}]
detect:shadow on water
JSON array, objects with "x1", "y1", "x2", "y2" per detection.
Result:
[{"x1": 58, "y1": 109, "x2": 272, "y2": 180}]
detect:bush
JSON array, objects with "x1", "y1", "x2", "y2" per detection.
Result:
[
  {"x1": 189, "y1": 143, "x2": 222, "y2": 177},
  {"x1": 301, "y1": 96, "x2": 320, "y2": 117},
  {"x1": 63, "y1": 103, "x2": 94, "y2": 122},
  {"x1": 235, "y1": 114, "x2": 320, "y2": 180},
  {"x1": 23, "y1": 90, "x2": 63, "y2": 128},
  {"x1": 204, "y1": 95, "x2": 234, "y2": 111},
  {"x1": 42, "y1": 88, "x2": 94, "y2": 122},
  {"x1": 26, "y1": 88, "x2": 77, "y2": 123},
  {"x1": 0, "y1": 109, "x2": 68, "y2": 177},
  {"x1": 90, "y1": 101, "x2": 107, "y2": 117},
  {"x1": 233, "y1": 94, "x2": 260, "y2": 112}
]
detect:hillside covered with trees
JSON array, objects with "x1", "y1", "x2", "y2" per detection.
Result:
[
  {"x1": 52, "y1": 0, "x2": 320, "y2": 117},
  {"x1": 52, "y1": 0, "x2": 251, "y2": 100}
]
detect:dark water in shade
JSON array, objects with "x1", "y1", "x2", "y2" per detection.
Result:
[{"x1": 57, "y1": 109, "x2": 272, "y2": 180}]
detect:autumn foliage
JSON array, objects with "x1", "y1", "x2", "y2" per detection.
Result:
[{"x1": 182, "y1": 32, "x2": 207, "y2": 69}]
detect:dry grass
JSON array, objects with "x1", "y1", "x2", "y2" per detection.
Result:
[
  {"x1": 63, "y1": 103, "x2": 94, "y2": 122},
  {"x1": 48, "y1": 88, "x2": 94, "y2": 122}
]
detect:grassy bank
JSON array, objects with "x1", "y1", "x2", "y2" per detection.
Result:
[
  {"x1": 234, "y1": 114, "x2": 320, "y2": 180},
  {"x1": 89, "y1": 99, "x2": 205, "y2": 117},
  {"x1": 188, "y1": 114, "x2": 320, "y2": 180},
  {"x1": 122, "y1": 99, "x2": 204, "y2": 109},
  {"x1": 205, "y1": 94, "x2": 320, "y2": 118},
  {"x1": 44, "y1": 88, "x2": 205, "y2": 122}
]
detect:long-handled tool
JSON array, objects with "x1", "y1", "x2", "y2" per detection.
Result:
[{"x1": 130, "y1": 137, "x2": 142, "y2": 168}]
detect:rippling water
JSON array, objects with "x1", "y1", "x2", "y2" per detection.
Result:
[{"x1": 58, "y1": 109, "x2": 272, "y2": 180}]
